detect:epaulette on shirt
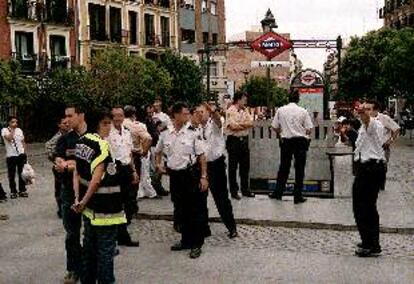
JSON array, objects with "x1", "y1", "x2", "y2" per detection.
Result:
[{"x1": 188, "y1": 125, "x2": 196, "y2": 131}]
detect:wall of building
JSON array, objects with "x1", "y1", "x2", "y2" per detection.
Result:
[{"x1": 0, "y1": 0, "x2": 11, "y2": 60}]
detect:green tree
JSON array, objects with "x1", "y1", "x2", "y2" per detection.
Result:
[
  {"x1": 338, "y1": 27, "x2": 414, "y2": 104},
  {"x1": 239, "y1": 76, "x2": 288, "y2": 107},
  {"x1": 0, "y1": 60, "x2": 36, "y2": 107},
  {"x1": 89, "y1": 47, "x2": 172, "y2": 108},
  {"x1": 157, "y1": 51, "x2": 203, "y2": 106}
]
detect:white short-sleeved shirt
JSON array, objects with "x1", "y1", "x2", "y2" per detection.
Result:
[
  {"x1": 271, "y1": 103, "x2": 313, "y2": 138},
  {"x1": 106, "y1": 126, "x2": 133, "y2": 165},
  {"x1": 155, "y1": 125, "x2": 205, "y2": 170},
  {"x1": 1, "y1": 127, "x2": 25, "y2": 157},
  {"x1": 375, "y1": 113, "x2": 400, "y2": 141},
  {"x1": 354, "y1": 118, "x2": 386, "y2": 162},
  {"x1": 200, "y1": 118, "x2": 226, "y2": 162}
]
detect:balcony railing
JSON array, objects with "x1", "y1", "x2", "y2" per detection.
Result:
[
  {"x1": 12, "y1": 52, "x2": 37, "y2": 73},
  {"x1": 50, "y1": 55, "x2": 71, "y2": 70},
  {"x1": 8, "y1": 0, "x2": 73, "y2": 25}
]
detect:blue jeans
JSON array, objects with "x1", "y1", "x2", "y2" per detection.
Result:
[{"x1": 82, "y1": 217, "x2": 117, "y2": 284}]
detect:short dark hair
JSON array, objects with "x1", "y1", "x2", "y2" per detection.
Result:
[
  {"x1": 233, "y1": 91, "x2": 247, "y2": 103},
  {"x1": 366, "y1": 100, "x2": 381, "y2": 111},
  {"x1": 86, "y1": 108, "x2": 112, "y2": 133},
  {"x1": 7, "y1": 116, "x2": 17, "y2": 123},
  {"x1": 111, "y1": 105, "x2": 124, "y2": 111},
  {"x1": 171, "y1": 102, "x2": 188, "y2": 115},
  {"x1": 289, "y1": 89, "x2": 300, "y2": 103},
  {"x1": 124, "y1": 105, "x2": 136, "y2": 118},
  {"x1": 65, "y1": 104, "x2": 85, "y2": 114}
]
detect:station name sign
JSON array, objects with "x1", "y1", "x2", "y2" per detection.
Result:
[{"x1": 251, "y1": 32, "x2": 292, "y2": 60}]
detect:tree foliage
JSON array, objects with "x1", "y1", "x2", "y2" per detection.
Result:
[
  {"x1": 157, "y1": 51, "x2": 203, "y2": 107},
  {"x1": 338, "y1": 27, "x2": 414, "y2": 104},
  {"x1": 239, "y1": 75, "x2": 288, "y2": 107}
]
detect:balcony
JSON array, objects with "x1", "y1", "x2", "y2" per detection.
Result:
[
  {"x1": 12, "y1": 52, "x2": 37, "y2": 74},
  {"x1": 50, "y1": 55, "x2": 72, "y2": 70}
]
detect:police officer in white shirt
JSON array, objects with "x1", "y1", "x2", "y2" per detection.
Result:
[
  {"x1": 269, "y1": 89, "x2": 313, "y2": 204},
  {"x1": 107, "y1": 106, "x2": 140, "y2": 247},
  {"x1": 155, "y1": 102, "x2": 209, "y2": 259},
  {"x1": 1, "y1": 116, "x2": 28, "y2": 199},
  {"x1": 365, "y1": 100, "x2": 400, "y2": 191},
  {"x1": 195, "y1": 102, "x2": 238, "y2": 239},
  {"x1": 352, "y1": 103, "x2": 386, "y2": 257}
]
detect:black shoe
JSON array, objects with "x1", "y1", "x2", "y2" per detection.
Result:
[
  {"x1": 294, "y1": 197, "x2": 307, "y2": 204},
  {"x1": 18, "y1": 192, "x2": 28, "y2": 198},
  {"x1": 355, "y1": 247, "x2": 381, "y2": 257},
  {"x1": 114, "y1": 248, "x2": 120, "y2": 256},
  {"x1": 10, "y1": 193, "x2": 18, "y2": 199},
  {"x1": 119, "y1": 240, "x2": 140, "y2": 247},
  {"x1": 242, "y1": 191, "x2": 255, "y2": 198},
  {"x1": 228, "y1": 229, "x2": 238, "y2": 239},
  {"x1": 171, "y1": 242, "x2": 191, "y2": 251},
  {"x1": 189, "y1": 247, "x2": 202, "y2": 259},
  {"x1": 268, "y1": 192, "x2": 282, "y2": 200},
  {"x1": 173, "y1": 223, "x2": 182, "y2": 233},
  {"x1": 158, "y1": 190, "x2": 169, "y2": 196},
  {"x1": 0, "y1": 195, "x2": 7, "y2": 202},
  {"x1": 231, "y1": 193, "x2": 241, "y2": 200}
]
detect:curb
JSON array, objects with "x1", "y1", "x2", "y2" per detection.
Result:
[{"x1": 136, "y1": 213, "x2": 414, "y2": 235}]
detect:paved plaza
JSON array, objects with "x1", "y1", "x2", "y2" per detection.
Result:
[{"x1": 0, "y1": 139, "x2": 414, "y2": 283}]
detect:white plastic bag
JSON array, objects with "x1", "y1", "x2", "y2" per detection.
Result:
[{"x1": 22, "y1": 163, "x2": 35, "y2": 185}]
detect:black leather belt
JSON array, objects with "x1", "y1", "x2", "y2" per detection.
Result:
[{"x1": 228, "y1": 135, "x2": 248, "y2": 141}]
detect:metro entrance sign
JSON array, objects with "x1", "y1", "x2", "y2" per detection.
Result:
[{"x1": 250, "y1": 31, "x2": 292, "y2": 60}]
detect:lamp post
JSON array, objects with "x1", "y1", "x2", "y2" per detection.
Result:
[{"x1": 261, "y1": 9, "x2": 278, "y2": 108}]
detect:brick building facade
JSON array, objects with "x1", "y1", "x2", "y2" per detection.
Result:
[
  {"x1": 226, "y1": 30, "x2": 292, "y2": 91},
  {"x1": 1, "y1": 0, "x2": 77, "y2": 73}
]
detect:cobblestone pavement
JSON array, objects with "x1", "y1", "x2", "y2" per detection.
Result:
[{"x1": 0, "y1": 141, "x2": 414, "y2": 283}]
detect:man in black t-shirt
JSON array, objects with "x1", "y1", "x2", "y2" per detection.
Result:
[{"x1": 55, "y1": 105, "x2": 87, "y2": 284}]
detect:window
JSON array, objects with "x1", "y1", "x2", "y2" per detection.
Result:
[
  {"x1": 203, "y1": 32, "x2": 209, "y2": 44},
  {"x1": 161, "y1": 17, "x2": 170, "y2": 47},
  {"x1": 50, "y1": 35, "x2": 68, "y2": 69},
  {"x1": 89, "y1": 4, "x2": 106, "y2": 41},
  {"x1": 181, "y1": 29, "x2": 195, "y2": 43},
  {"x1": 144, "y1": 14, "x2": 155, "y2": 45},
  {"x1": 159, "y1": 0, "x2": 170, "y2": 8},
  {"x1": 110, "y1": 7, "x2": 122, "y2": 43},
  {"x1": 211, "y1": 1, "x2": 217, "y2": 15},
  {"x1": 212, "y1": 33, "x2": 218, "y2": 45},
  {"x1": 46, "y1": 0, "x2": 68, "y2": 23},
  {"x1": 182, "y1": 0, "x2": 195, "y2": 9},
  {"x1": 15, "y1": 32, "x2": 34, "y2": 57},
  {"x1": 209, "y1": 62, "x2": 218, "y2": 77},
  {"x1": 14, "y1": 31, "x2": 36, "y2": 72},
  {"x1": 129, "y1": 11, "x2": 138, "y2": 45}
]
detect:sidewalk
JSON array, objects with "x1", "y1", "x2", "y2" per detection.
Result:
[{"x1": 138, "y1": 142, "x2": 414, "y2": 233}]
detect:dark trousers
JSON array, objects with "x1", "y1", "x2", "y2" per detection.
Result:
[
  {"x1": 6, "y1": 155, "x2": 26, "y2": 194},
  {"x1": 117, "y1": 164, "x2": 137, "y2": 243},
  {"x1": 0, "y1": 183, "x2": 6, "y2": 198},
  {"x1": 226, "y1": 136, "x2": 250, "y2": 195},
  {"x1": 61, "y1": 186, "x2": 82, "y2": 275},
  {"x1": 208, "y1": 156, "x2": 236, "y2": 232},
  {"x1": 53, "y1": 168, "x2": 63, "y2": 213},
  {"x1": 274, "y1": 137, "x2": 309, "y2": 199},
  {"x1": 380, "y1": 148, "x2": 391, "y2": 190},
  {"x1": 169, "y1": 167, "x2": 206, "y2": 248},
  {"x1": 82, "y1": 217, "x2": 117, "y2": 284},
  {"x1": 352, "y1": 161, "x2": 385, "y2": 249}
]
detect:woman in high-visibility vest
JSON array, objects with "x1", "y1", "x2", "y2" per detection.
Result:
[{"x1": 72, "y1": 109, "x2": 126, "y2": 284}]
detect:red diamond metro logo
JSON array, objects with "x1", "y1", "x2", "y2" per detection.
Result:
[{"x1": 250, "y1": 32, "x2": 292, "y2": 60}]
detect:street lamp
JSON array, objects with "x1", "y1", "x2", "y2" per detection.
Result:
[{"x1": 261, "y1": 9, "x2": 278, "y2": 108}]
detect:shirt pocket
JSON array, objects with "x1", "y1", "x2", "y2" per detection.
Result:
[{"x1": 181, "y1": 140, "x2": 194, "y2": 155}]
